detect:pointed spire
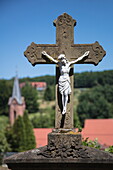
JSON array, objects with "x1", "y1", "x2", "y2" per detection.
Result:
[{"x1": 12, "y1": 74, "x2": 22, "y2": 104}]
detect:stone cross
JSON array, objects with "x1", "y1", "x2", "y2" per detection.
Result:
[{"x1": 24, "y1": 13, "x2": 106, "y2": 129}]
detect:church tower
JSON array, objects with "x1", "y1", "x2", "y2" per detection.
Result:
[{"x1": 8, "y1": 75, "x2": 26, "y2": 125}]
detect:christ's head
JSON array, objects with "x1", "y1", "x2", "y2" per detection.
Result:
[{"x1": 58, "y1": 54, "x2": 68, "y2": 65}]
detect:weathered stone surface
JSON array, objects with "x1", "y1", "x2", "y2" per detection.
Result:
[
  {"x1": 45, "y1": 133, "x2": 82, "y2": 158},
  {"x1": 4, "y1": 146, "x2": 113, "y2": 161},
  {"x1": 5, "y1": 133, "x2": 113, "y2": 170},
  {"x1": 24, "y1": 13, "x2": 106, "y2": 129},
  {"x1": 4, "y1": 145, "x2": 113, "y2": 170},
  {"x1": 4, "y1": 162, "x2": 113, "y2": 170},
  {"x1": 4, "y1": 133, "x2": 113, "y2": 170},
  {"x1": 36, "y1": 133, "x2": 113, "y2": 159},
  {"x1": 24, "y1": 14, "x2": 106, "y2": 66}
]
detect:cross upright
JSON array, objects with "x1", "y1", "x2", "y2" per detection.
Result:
[{"x1": 24, "y1": 13, "x2": 106, "y2": 129}]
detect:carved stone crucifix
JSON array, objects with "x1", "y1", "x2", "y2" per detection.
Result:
[{"x1": 24, "y1": 13, "x2": 106, "y2": 129}]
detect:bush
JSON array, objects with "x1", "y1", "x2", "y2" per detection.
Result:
[
  {"x1": 82, "y1": 137, "x2": 101, "y2": 149},
  {"x1": 105, "y1": 146, "x2": 113, "y2": 154},
  {"x1": 21, "y1": 83, "x2": 39, "y2": 113},
  {"x1": 44, "y1": 85, "x2": 55, "y2": 101},
  {"x1": 77, "y1": 85, "x2": 113, "y2": 127}
]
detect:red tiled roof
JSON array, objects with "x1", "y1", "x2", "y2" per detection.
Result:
[
  {"x1": 20, "y1": 82, "x2": 47, "y2": 89},
  {"x1": 33, "y1": 119, "x2": 113, "y2": 148},
  {"x1": 19, "y1": 82, "x2": 26, "y2": 88},
  {"x1": 33, "y1": 128, "x2": 52, "y2": 148},
  {"x1": 31, "y1": 82, "x2": 46, "y2": 88},
  {"x1": 82, "y1": 119, "x2": 113, "y2": 146}
]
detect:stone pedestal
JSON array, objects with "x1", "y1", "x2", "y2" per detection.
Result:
[{"x1": 4, "y1": 132, "x2": 113, "y2": 170}]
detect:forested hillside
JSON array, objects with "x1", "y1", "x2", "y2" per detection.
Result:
[
  {"x1": 19, "y1": 70, "x2": 113, "y2": 87},
  {"x1": 0, "y1": 70, "x2": 113, "y2": 125},
  {"x1": 74, "y1": 70, "x2": 113, "y2": 88}
]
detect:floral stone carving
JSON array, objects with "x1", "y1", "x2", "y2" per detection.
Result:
[{"x1": 37, "y1": 133, "x2": 90, "y2": 159}]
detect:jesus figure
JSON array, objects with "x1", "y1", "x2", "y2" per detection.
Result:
[{"x1": 42, "y1": 51, "x2": 90, "y2": 115}]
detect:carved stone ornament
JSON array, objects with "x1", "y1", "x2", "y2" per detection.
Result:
[
  {"x1": 53, "y1": 13, "x2": 76, "y2": 27},
  {"x1": 92, "y1": 41, "x2": 106, "y2": 65},
  {"x1": 37, "y1": 133, "x2": 90, "y2": 159},
  {"x1": 36, "y1": 133, "x2": 113, "y2": 160}
]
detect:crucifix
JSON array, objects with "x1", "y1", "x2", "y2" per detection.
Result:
[{"x1": 24, "y1": 13, "x2": 106, "y2": 130}]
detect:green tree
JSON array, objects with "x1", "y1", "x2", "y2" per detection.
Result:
[
  {"x1": 31, "y1": 113, "x2": 51, "y2": 128},
  {"x1": 74, "y1": 70, "x2": 113, "y2": 88},
  {"x1": 21, "y1": 83, "x2": 39, "y2": 113},
  {"x1": 12, "y1": 116, "x2": 26, "y2": 152},
  {"x1": 0, "y1": 80, "x2": 12, "y2": 115},
  {"x1": 0, "y1": 130, "x2": 10, "y2": 165},
  {"x1": 0, "y1": 130, "x2": 10, "y2": 153},
  {"x1": 77, "y1": 85, "x2": 113, "y2": 127},
  {"x1": 44, "y1": 85, "x2": 55, "y2": 101},
  {"x1": 23, "y1": 111, "x2": 36, "y2": 150},
  {"x1": 74, "y1": 112, "x2": 82, "y2": 131},
  {"x1": 0, "y1": 116, "x2": 9, "y2": 130},
  {"x1": 31, "y1": 108, "x2": 55, "y2": 128}
]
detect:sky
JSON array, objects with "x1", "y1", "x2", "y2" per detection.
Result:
[{"x1": 0, "y1": 0, "x2": 113, "y2": 79}]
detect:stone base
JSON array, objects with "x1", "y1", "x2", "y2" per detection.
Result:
[
  {"x1": 4, "y1": 132, "x2": 113, "y2": 170},
  {"x1": 48, "y1": 132, "x2": 82, "y2": 146},
  {"x1": 45, "y1": 132, "x2": 82, "y2": 158},
  {"x1": 5, "y1": 161, "x2": 113, "y2": 170}
]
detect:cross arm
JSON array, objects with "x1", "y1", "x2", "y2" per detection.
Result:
[
  {"x1": 71, "y1": 41, "x2": 106, "y2": 65},
  {"x1": 24, "y1": 42, "x2": 59, "y2": 66}
]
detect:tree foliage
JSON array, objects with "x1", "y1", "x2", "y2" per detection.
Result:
[
  {"x1": 74, "y1": 111, "x2": 82, "y2": 131},
  {"x1": 0, "y1": 130, "x2": 10, "y2": 153},
  {"x1": 0, "y1": 70, "x2": 113, "y2": 117},
  {"x1": 0, "y1": 130, "x2": 10, "y2": 165},
  {"x1": 74, "y1": 70, "x2": 113, "y2": 88},
  {"x1": 11, "y1": 116, "x2": 26, "y2": 152},
  {"x1": 82, "y1": 137, "x2": 101, "y2": 149},
  {"x1": 6, "y1": 111, "x2": 36, "y2": 152},
  {"x1": 0, "y1": 80, "x2": 12, "y2": 115},
  {"x1": 21, "y1": 83, "x2": 39, "y2": 113},
  {"x1": 105, "y1": 146, "x2": 113, "y2": 154},
  {"x1": 4, "y1": 116, "x2": 26, "y2": 152},
  {"x1": 31, "y1": 108, "x2": 55, "y2": 128},
  {"x1": 23, "y1": 110, "x2": 36, "y2": 150},
  {"x1": 20, "y1": 75, "x2": 55, "y2": 86},
  {"x1": 19, "y1": 70, "x2": 113, "y2": 88},
  {"x1": 43, "y1": 85, "x2": 55, "y2": 101},
  {"x1": 77, "y1": 85, "x2": 113, "y2": 127}
]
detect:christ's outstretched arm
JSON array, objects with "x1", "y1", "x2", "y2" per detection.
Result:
[
  {"x1": 69, "y1": 51, "x2": 90, "y2": 66},
  {"x1": 42, "y1": 51, "x2": 58, "y2": 64}
]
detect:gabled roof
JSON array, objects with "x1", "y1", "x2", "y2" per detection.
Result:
[{"x1": 9, "y1": 75, "x2": 22, "y2": 105}]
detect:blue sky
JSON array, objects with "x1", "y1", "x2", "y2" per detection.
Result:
[{"x1": 0, "y1": 0, "x2": 113, "y2": 79}]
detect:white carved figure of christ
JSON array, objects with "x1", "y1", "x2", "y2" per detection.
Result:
[{"x1": 42, "y1": 51, "x2": 90, "y2": 115}]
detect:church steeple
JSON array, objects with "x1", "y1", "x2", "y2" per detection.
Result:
[
  {"x1": 8, "y1": 74, "x2": 26, "y2": 125},
  {"x1": 12, "y1": 75, "x2": 22, "y2": 104}
]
